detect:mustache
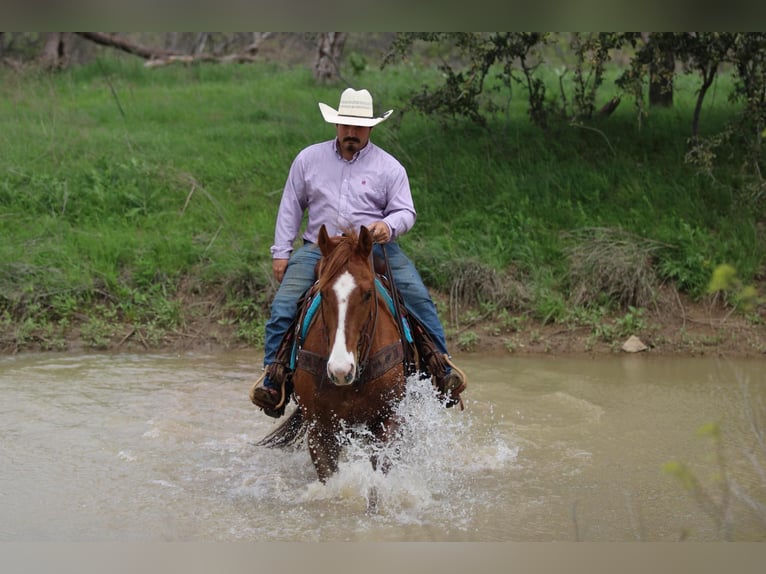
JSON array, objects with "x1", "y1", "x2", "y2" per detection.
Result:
[{"x1": 342, "y1": 136, "x2": 361, "y2": 143}]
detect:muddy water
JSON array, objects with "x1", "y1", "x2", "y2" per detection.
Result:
[{"x1": 1, "y1": 351, "x2": 764, "y2": 541}]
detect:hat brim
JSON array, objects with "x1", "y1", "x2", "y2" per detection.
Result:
[{"x1": 318, "y1": 102, "x2": 393, "y2": 127}]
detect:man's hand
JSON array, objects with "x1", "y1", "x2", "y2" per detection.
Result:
[
  {"x1": 367, "y1": 221, "x2": 391, "y2": 243},
  {"x1": 272, "y1": 258, "x2": 289, "y2": 283}
]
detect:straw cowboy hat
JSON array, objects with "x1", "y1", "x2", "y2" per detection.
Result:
[{"x1": 318, "y1": 88, "x2": 393, "y2": 127}]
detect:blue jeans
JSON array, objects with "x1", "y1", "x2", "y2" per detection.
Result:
[{"x1": 263, "y1": 242, "x2": 448, "y2": 367}]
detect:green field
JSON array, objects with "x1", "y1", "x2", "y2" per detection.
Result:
[{"x1": 1, "y1": 58, "x2": 763, "y2": 352}]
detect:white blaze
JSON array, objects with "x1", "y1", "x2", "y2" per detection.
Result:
[{"x1": 327, "y1": 271, "x2": 357, "y2": 385}]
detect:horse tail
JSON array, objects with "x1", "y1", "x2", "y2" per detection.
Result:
[{"x1": 256, "y1": 407, "x2": 308, "y2": 449}]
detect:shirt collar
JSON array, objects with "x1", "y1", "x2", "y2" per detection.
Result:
[{"x1": 333, "y1": 138, "x2": 372, "y2": 162}]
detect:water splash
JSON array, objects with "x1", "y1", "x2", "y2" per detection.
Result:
[{"x1": 242, "y1": 373, "x2": 518, "y2": 531}]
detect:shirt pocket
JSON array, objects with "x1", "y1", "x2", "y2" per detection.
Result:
[{"x1": 353, "y1": 175, "x2": 386, "y2": 211}]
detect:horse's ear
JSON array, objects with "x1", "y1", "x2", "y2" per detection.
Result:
[
  {"x1": 358, "y1": 225, "x2": 373, "y2": 258},
  {"x1": 318, "y1": 224, "x2": 334, "y2": 257}
]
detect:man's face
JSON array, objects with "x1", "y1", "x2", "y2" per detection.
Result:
[{"x1": 336, "y1": 124, "x2": 372, "y2": 158}]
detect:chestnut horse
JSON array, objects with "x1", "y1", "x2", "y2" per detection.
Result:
[{"x1": 259, "y1": 224, "x2": 410, "y2": 484}]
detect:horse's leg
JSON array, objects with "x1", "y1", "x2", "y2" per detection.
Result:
[
  {"x1": 307, "y1": 422, "x2": 340, "y2": 483},
  {"x1": 366, "y1": 416, "x2": 401, "y2": 514},
  {"x1": 369, "y1": 417, "x2": 401, "y2": 476},
  {"x1": 366, "y1": 485, "x2": 379, "y2": 515}
]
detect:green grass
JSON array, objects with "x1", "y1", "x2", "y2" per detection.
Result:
[{"x1": 1, "y1": 58, "x2": 764, "y2": 350}]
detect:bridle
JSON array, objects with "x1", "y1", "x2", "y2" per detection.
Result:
[
  {"x1": 351, "y1": 253, "x2": 380, "y2": 383},
  {"x1": 295, "y1": 240, "x2": 405, "y2": 388},
  {"x1": 318, "y1": 252, "x2": 379, "y2": 386}
]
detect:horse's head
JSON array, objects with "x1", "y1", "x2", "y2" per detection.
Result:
[{"x1": 316, "y1": 224, "x2": 376, "y2": 386}]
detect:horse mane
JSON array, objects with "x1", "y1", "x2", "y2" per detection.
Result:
[{"x1": 316, "y1": 228, "x2": 368, "y2": 291}]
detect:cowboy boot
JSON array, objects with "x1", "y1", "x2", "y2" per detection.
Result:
[
  {"x1": 414, "y1": 331, "x2": 467, "y2": 409},
  {"x1": 250, "y1": 363, "x2": 292, "y2": 418},
  {"x1": 436, "y1": 355, "x2": 467, "y2": 410}
]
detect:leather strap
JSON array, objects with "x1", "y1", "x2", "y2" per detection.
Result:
[{"x1": 296, "y1": 340, "x2": 404, "y2": 387}]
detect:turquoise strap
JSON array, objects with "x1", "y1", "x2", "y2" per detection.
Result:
[{"x1": 290, "y1": 277, "x2": 413, "y2": 369}]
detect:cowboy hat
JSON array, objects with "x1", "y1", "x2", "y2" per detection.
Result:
[{"x1": 318, "y1": 88, "x2": 393, "y2": 127}]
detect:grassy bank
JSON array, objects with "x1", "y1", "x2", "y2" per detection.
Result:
[{"x1": 1, "y1": 59, "x2": 764, "y2": 354}]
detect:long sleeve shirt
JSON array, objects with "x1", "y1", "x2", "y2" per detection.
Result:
[{"x1": 270, "y1": 139, "x2": 417, "y2": 259}]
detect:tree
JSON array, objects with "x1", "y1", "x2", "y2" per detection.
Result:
[
  {"x1": 384, "y1": 33, "x2": 547, "y2": 126},
  {"x1": 730, "y1": 32, "x2": 766, "y2": 144},
  {"x1": 569, "y1": 33, "x2": 631, "y2": 119},
  {"x1": 642, "y1": 32, "x2": 676, "y2": 108},
  {"x1": 312, "y1": 32, "x2": 347, "y2": 83},
  {"x1": 40, "y1": 32, "x2": 71, "y2": 69},
  {"x1": 676, "y1": 33, "x2": 737, "y2": 139},
  {"x1": 728, "y1": 33, "x2": 766, "y2": 206}
]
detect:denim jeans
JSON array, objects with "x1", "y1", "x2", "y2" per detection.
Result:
[{"x1": 263, "y1": 241, "x2": 448, "y2": 367}]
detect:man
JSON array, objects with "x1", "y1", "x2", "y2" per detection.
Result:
[{"x1": 250, "y1": 87, "x2": 466, "y2": 416}]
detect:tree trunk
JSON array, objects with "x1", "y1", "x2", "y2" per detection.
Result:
[
  {"x1": 691, "y1": 65, "x2": 717, "y2": 139},
  {"x1": 649, "y1": 47, "x2": 675, "y2": 107},
  {"x1": 313, "y1": 32, "x2": 347, "y2": 83},
  {"x1": 40, "y1": 32, "x2": 70, "y2": 69}
]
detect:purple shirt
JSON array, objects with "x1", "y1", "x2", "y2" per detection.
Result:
[{"x1": 270, "y1": 139, "x2": 417, "y2": 259}]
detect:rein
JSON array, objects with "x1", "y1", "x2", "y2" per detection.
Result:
[
  {"x1": 381, "y1": 245, "x2": 417, "y2": 376},
  {"x1": 353, "y1": 255, "x2": 379, "y2": 383}
]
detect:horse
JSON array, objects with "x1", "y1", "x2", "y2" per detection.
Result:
[{"x1": 258, "y1": 224, "x2": 411, "y2": 487}]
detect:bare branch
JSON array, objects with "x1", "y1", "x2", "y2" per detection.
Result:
[
  {"x1": 75, "y1": 32, "x2": 269, "y2": 68},
  {"x1": 75, "y1": 32, "x2": 174, "y2": 59}
]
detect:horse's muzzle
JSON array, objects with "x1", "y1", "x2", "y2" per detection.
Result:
[{"x1": 327, "y1": 364, "x2": 356, "y2": 386}]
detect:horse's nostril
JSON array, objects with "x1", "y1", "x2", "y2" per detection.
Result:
[{"x1": 326, "y1": 366, "x2": 355, "y2": 386}]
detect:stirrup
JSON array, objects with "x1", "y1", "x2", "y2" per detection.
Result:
[
  {"x1": 438, "y1": 354, "x2": 467, "y2": 410},
  {"x1": 249, "y1": 371, "x2": 288, "y2": 419}
]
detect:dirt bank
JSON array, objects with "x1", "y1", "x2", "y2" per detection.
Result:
[
  {"x1": 10, "y1": 292, "x2": 758, "y2": 360},
  {"x1": 3, "y1": 283, "x2": 765, "y2": 359},
  {"x1": 432, "y1": 288, "x2": 766, "y2": 358}
]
